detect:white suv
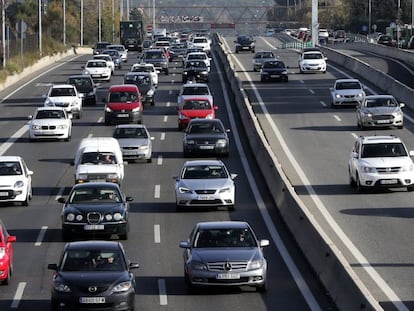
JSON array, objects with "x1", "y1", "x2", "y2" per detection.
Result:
[{"x1": 348, "y1": 135, "x2": 414, "y2": 192}]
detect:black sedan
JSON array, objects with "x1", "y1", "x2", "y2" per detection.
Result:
[
  {"x1": 124, "y1": 72, "x2": 156, "y2": 105},
  {"x1": 66, "y1": 75, "x2": 97, "y2": 105},
  {"x1": 48, "y1": 240, "x2": 139, "y2": 311},
  {"x1": 183, "y1": 118, "x2": 230, "y2": 157},
  {"x1": 182, "y1": 60, "x2": 209, "y2": 83},
  {"x1": 58, "y1": 182, "x2": 133, "y2": 240},
  {"x1": 260, "y1": 60, "x2": 289, "y2": 82}
]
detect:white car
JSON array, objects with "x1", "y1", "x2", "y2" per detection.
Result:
[
  {"x1": 177, "y1": 82, "x2": 213, "y2": 106},
  {"x1": 107, "y1": 44, "x2": 128, "y2": 62},
  {"x1": 348, "y1": 135, "x2": 414, "y2": 192},
  {"x1": 82, "y1": 59, "x2": 112, "y2": 82},
  {"x1": 356, "y1": 94, "x2": 404, "y2": 129},
  {"x1": 93, "y1": 54, "x2": 115, "y2": 73},
  {"x1": 130, "y1": 63, "x2": 159, "y2": 87},
  {"x1": 188, "y1": 36, "x2": 211, "y2": 55},
  {"x1": 298, "y1": 51, "x2": 327, "y2": 73},
  {"x1": 0, "y1": 156, "x2": 33, "y2": 206},
  {"x1": 28, "y1": 107, "x2": 72, "y2": 141},
  {"x1": 173, "y1": 160, "x2": 237, "y2": 211},
  {"x1": 184, "y1": 52, "x2": 211, "y2": 72},
  {"x1": 43, "y1": 84, "x2": 83, "y2": 119},
  {"x1": 330, "y1": 78, "x2": 365, "y2": 107}
]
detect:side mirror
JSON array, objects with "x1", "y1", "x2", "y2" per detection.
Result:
[
  {"x1": 28, "y1": 115, "x2": 33, "y2": 120},
  {"x1": 126, "y1": 196, "x2": 133, "y2": 202},
  {"x1": 57, "y1": 197, "x2": 66, "y2": 203},
  {"x1": 7, "y1": 236, "x2": 16, "y2": 243},
  {"x1": 179, "y1": 241, "x2": 190, "y2": 248},
  {"x1": 48, "y1": 263, "x2": 58, "y2": 271},
  {"x1": 399, "y1": 103, "x2": 405, "y2": 108}
]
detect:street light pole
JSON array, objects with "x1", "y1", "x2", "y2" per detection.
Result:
[
  {"x1": 63, "y1": 0, "x2": 66, "y2": 45},
  {"x1": 98, "y1": 0, "x2": 102, "y2": 41},
  {"x1": 368, "y1": 0, "x2": 371, "y2": 35},
  {"x1": 2, "y1": 0, "x2": 6, "y2": 67},
  {"x1": 38, "y1": 0, "x2": 42, "y2": 57},
  {"x1": 152, "y1": 0, "x2": 155, "y2": 28},
  {"x1": 80, "y1": 0, "x2": 83, "y2": 46}
]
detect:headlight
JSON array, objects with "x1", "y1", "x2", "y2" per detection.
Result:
[
  {"x1": 335, "y1": 94, "x2": 343, "y2": 99},
  {"x1": 205, "y1": 113, "x2": 214, "y2": 119},
  {"x1": 138, "y1": 145, "x2": 149, "y2": 150},
  {"x1": 105, "y1": 106, "x2": 113, "y2": 112},
  {"x1": 146, "y1": 89, "x2": 154, "y2": 97},
  {"x1": 107, "y1": 173, "x2": 118, "y2": 179},
  {"x1": 75, "y1": 214, "x2": 83, "y2": 221},
  {"x1": 31, "y1": 124, "x2": 42, "y2": 130},
  {"x1": 248, "y1": 259, "x2": 264, "y2": 270},
  {"x1": 216, "y1": 139, "x2": 227, "y2": 146},
  {"x1": 0, "y1": 247, "x2": 5, "y2": 259},
  {"x1": 186, "y1": 139, "x2": 195, "y2": 145},
  {"x1": 401, "y1": 164, "x2": 414, "y2": 172},
  {"x1": 361, "y1": 166, "x2": 377, "y2": 173},
  {"x1": 362, "y1": 111, "x2": 373, "y2": 117},
  {"x1": 14, "y1": 180, "x2": 24, "y2": 188},
  {"x1": 357, "y1": 92, "x2": 365, "y2": 98},
  {"x1": 178, "y1": 186, "x2": 191, "y2": 193},
  {"x1": 70, "y1": 100, "x2": 78, "y2": 107},
  {"x1": 57, "y1": 124, "x2": 68, "y2": 130},
  {"x1": 54, "y1": 282, "x2": 71, "y2": 293},
  {"x1": 105, "y1": 214, "x2": 113, "y2": 221},
  {"x1": 132, "y1": 106, "x2": 141, "y2": 112},
  {"x1": 218, "y1": 187, "x2": 231, "y2": 193},
  {"x1": 77, "y1": 174, "x2": 88, "y2": 180},
  {"x1": 113, "y1": 281, "x2": 132, "y2": 293},
  {"x1": 113, "y1": 213, "x2": 123, "y2": 221},
  {"x1": 66, "y1": 213, "x2": 75, "y2": 221},
  {"x1": 191, "y1": 261, "x2": 208, "y2": 270},
  {"x1": 178, "y1": 113, "x2": 188, "y2": 120},
  {"x1": 83, "y1": 70, "x2": 90, "y2": 75},
  {"x1": 44, "y1": 100, "x2": 53, "y2": 106},
  {"x1": 281, "y1": 70, "x2": 288, "y2": 74}
]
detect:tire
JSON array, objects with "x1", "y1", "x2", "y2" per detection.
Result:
[
  {"x1": 1, "y1": 267, "x2": 11, "y2": 285},
  {"x1": 62, "y1": 229, "x2": 71, "y2": 241},
  {"x1": 356, "y1": 173, "x2": 366, "y2": 193},
  {"x1": 104, "y1": 119, "x2": 110, "y2": 126},
  {"x1": 227, "y1": 205, "x2": 235, "y2": 211},
  {"x1": 146, "y1": 158, "x2": 152, "y2": 163},
  {"x1": 119, "y1": 232, "x2": 128, "y2": 240},
  {"x1": 21, "y1": 194, "x2": 29, "y2": 206},
  {"x1": 349, "y1": 169, "x2": 357, "y2": 187},
  {"x1": 50, "y1": 300, "x2": 58, "y2": 311},
  {"x1": 256, "y1": 282, "x2": 267, "y2": 292},
  {"x1": 407, "y1": 185, "x2": 414, "y2": 192}
]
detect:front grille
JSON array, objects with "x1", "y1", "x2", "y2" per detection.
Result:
[
  {"x1": 195, "y1": 139, "x2": 216, "y2": 144},
  {"x1": 41, "y1": 125, "x2": 57, "y2": 130},
  {"x1": 88, "y1": 174, "x2": 108, "y2": 181},
  {"x1": 190, "y1": 199, "x2": 222, "y2": 205},
  {"x1": 87, "y1": 212, "x2": 102, "y2": 224},
  {"x1": 372, "y1": 115, "x2": 394, "y2": 120},
  {"x1": 78, "y1": 285, "x2": 109, "y2": 294},
  {"x1": 53, "y1": 102, "x2": 69, "y2": 107},
  {"x1": 207, "y1": 277, "x2": 250, "y2": 284},
  {"x1": 0, "y1": 190, "x2": 14, "y2": 200},
  {"x1": 123, "y1": 147, "x2": 138, "y2": 150},
  {"x1": 207, "y1": 261, "x2": 248, "y2": 271},
  {"x1": 376, "y1": 167, "x2": 401, "y2": 174},
  {"x1": 195, "y1": 189, "x2": 216, "y2": 194}
]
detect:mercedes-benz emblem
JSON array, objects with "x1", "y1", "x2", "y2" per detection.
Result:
[
  {"x1": 224, "y1": 262, "x2": 232, "y2": 271},
  {"x1": 88, "y1": 286, "x2": 97, "y2": 293}
]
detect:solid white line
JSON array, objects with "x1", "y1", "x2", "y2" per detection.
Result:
[
  {"x1": 158, "y1": 279, "x2": 168, "y2": 305},
  {"x1": 154, "y1": 185, "x2": 160, "y2": 198},
  {"x1": 35, "y1": 226, "x2": 48, "y2": 246},
  {"x1": 11, "y1": 282, "x2": 26, "y2": 308},
  {"x1": 218, "y1": 41, "x2": 322, "y2": 310},
  {"x1": 157, "y1": 155, "x2": 163, "y2": 165},
  {"x1": 160, "y1": 133, "x2": 165, "y2": 140},
  {"x1": 154, "y1": 224, "x2": 161, "y2": 243},
  {"x1": 0, "y1": 124, "x2": 29, "y2": 156}
]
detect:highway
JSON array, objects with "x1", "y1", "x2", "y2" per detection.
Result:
[
  {"x1": 0, "y1": 42, "x2": 337, "y2": 310},
  {"x1": 218, "y1": 34, "x2": 414, "y2": 311}
]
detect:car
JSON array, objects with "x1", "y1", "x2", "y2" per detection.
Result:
[
  {"x1": 179, "y1": 221, "x2": 269, "y2": 291},
  {"x1": 184, "y1": 51, "x2": 211, "y2": 72},
  {"x1": 174, "y1": 160, "x2": 237, "y2": 211},
  {"x1": 188, "y1": 36, "x2": 211, "y2": 55},
  {"x1": 139, "y1": 48, "x2": 169, "y2": 75},
  {"x1": 177, "y1": 82, "x2": 213, "y2": 106},
  {"x1": 183, "y1": 118, "x2": 230, "y2": 157},
  {"x1": 318, "y1": 28, "x2": 329, "y2": 43},
  {"x1": 57, "y1": 182, "x2": 133, "y2": 240},
  {"x1": 107, "y1": 44, "x2": 128, "y2": 62},
  {"x1": 330, "y1": 78, "x2": 365, "y2": 107},
  {"x1": 298, "y1": 51, "x2": 327, "y2": 73},
  {"x1": 130, "y1": 63, "x2": 159, "y2": 87},
  {"x1": 264, "y1": 28, "x2": 275, "y2": 37},
  {"x1": 123, "y1": 72, "x2": 155, "y2": 106},
  {"x1": 252, "y1": 51, "x2": 277, "y2": 72},
  {"x1": 169, "y1": 42, "x2": 188, "y2": 60},
  {"x1": 348, "y1": 135, "x2": 414, "y2": 192},
  {"x1": 93, "y1": 41, "x2": 112, "y2": 55},
  {"x1": 104, "y1": 84, "x2": 143, "y2": 125},
  {"x1": 260, "y1": 60, "x2": 289, "y2": 82},
  {"x1": 182, "y1": 60, "x2": 210, "y2": 83},
  {"x1": 43, "y1": 84, "x2": 83, "y2": 119},
  {"x1": 82, "y1": 59, "x2": 112, "y2": 82},
  {"x1": 234, "y1": 35, "x2": 255, "y2": 53},
  {"x1": 28, "y1": 107, "x2": 72, "y2": 141},
  {"x1": 66, "y1": 75, "x2": 97, "y2": 106},
  {"x1": 177, "y1": 97, "x2": 217, "y2": 130},
  {"x1": 142, "y1": 39, "x2": 153, "y2": 50},
  {"x1": 0, "y1": 218, "x2": 16, "y2": 285},
  {"x1": 356, "y1": 94, "x2": 404, "y2": 129},
  {"x1": 102, "y1": 49, "x2": 122, "y2": 69},
  {"x1": 93, "y1": 54, "x2": 115, "y2": 73},
  {"x1": 48, "y1": 240, "x2": 139, "y2": 311},
  {"x1": 377, "y1": 34, "x2": 395, "y2": 46},
  {"x1": 0, "y1": 156, "x2": 33, "y2": 206},
  {"x1": 113, "y1": 124, "x2": 153, "y2": 163}
]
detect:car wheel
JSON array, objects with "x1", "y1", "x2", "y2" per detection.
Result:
[
  {"x1": 253, "y1": 68, "x2": 257, "y2": 72},
  {"x1": 119, "y1": 232, "x2": 128, "y2": 240},
  {"x1": 50, "y1": 299, "x2": 59, "y2": 311},
  {"x1": 146, "y1": 158, "x2": 152, "y2": 163},
  {"x1": 398, "y1": 125, "x2": 404, "y2": 129},
  {"x1": 256, "y1": 282, "x2": 267, "y2": 292},
  {"x1": 104, "y1": 119, "x2": 110, "y2": 126},
  {"x1": 62, "y1": 229, "x2": 71, "y2": 241},
  {"x1": 151, "y1": 100, "x2": 155, "y2": 106},
  {"x1": 235, "y1": 50, "x2": 239, "y2": 54},
  {"x1": 227, "y1": 205, "x2": 235, "y2": 211},
  {"x1": 65, "y1": 132, "x2": 71, "y2": 142},
  {"x1": 349, "y1": 169, "x2": 357, "y2": 187},
  {"x1": 21, "y1": 194, "x2": 29, "y2": 206},
  {"x1": 356, "y1": 173, "x2": 366, "y2": 193},
  {"x1": 165, "y1": 69, "x2": 169, "y2": 75},
  {"x1": 260, "y1": 77, "x2": 265, "y2": 82},
  {"x1": 76, "y1": 111, "x2": 82, "y2": 119},
  {"x1": 407, "y1": 185, "x2": 414, "y2": 192},
  {"x1": 1, "y1": 266, "x2": 11, "y2": 285}
]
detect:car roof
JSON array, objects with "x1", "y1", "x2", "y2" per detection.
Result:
[
  {"x1": 65, "y1": 240, "x2": 122, "y2": 251},
  {"x1": 125, "y1": 71, "x2": 151, "y2": 77},
  {"x1": 184, "y1": 159, "x2": 225, "y2": 167},
  {"x1": 363, "y1": 94, "x2": 395, "y2": 100},
  {"x1": 336, "y1": 78, "x2": 360, "y2": 83},
  {"x1": 51, "y1": 84, "x2": 76, "y2": 89},
  {"x1": 115, "y1": 124, "x2": 147, "y2": 129},
  {"x1": 359, "y1": 135, "x2": 402, "y2": 144},
  {"x1": 196, "y1": 221, "x2": 250, "y2": 230},
  {"x1": 68, "y1": 75, "x2": 93, "y2": 80},
  {"x1": 70, "y1": 182, "x2": 120, "y2": 190},
  {"x1": 0, "y1": 156, "x2": 22, "y2": 162},
  {"x1": 109, "y1": 84, "x2": 139, "y2": 91},
  {"x1": 35, "y1": 106, "x2": 66, "y2": 112},
  {"x1": 182, "y1": 82, "x2": 209, "y2": 88},
  {"x1": 87, "y1": 59, "x2": 106, "y2": 63},
  {"x1": 188, "y1": 118, "x2": 222, "y2": 125}
]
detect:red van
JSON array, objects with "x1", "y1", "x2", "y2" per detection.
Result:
[{"x1": 104, "y1": 84, "x2": 143, "y2": 125}]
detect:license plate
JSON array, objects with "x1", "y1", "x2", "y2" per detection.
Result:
[
  {"x1": 90, "y1": 179, "x2": 106, "y2": 183},
  {"x1": 377, "y1": 120, "x2": 391, "y2": 124},
  {"x1": 199, "y1": 145, "x2": 214, "y2": 150},
  {"x1": 84, "y1": 224, "x2": 104, "y2": 230},
  {"x1": 117, "y1": 114, "x2": 129, "y2": 117},
  {"x1": 0, "y1": 192, "x2": 9, "y2": 196},
  {"x1": 217, "y1": 273, "x2": 240, "y2": 279},
  {"x1": 380, "y1": 179, "x2": 398, "y2": 184},
  {"x1": 198, "y1": 195, "x2": 210, "y2": 200},
  {"x1": 80, "y1": 297, "x2": 106, "y2": 304}
]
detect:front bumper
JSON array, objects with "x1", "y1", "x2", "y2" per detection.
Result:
[
  {"x1": 183, "y1": 143, "x2": 229, "y2": 156},
  {"x1": 29, "y1": 128, "x2": 70, "y2": 140},
  {"x1": 176, "y1": 190, "x2": 235, "y2": 208},
  {"x1": 121, "y1": 148, "x2": 151, "y2": 161},
  {"x1": 358, "y1": 171, "x2": 414, "y2": 188},
  {"x1": 0, "y1": 188, "x2": 28, "y2": 203},
  {"x1": 105, "y1": 111, "x2": 143, "y2": 125},
  {"x1": 62, "y1": 221, "x2": 128, "y2": 237},
  {"x1": 360, "y1": 115, "x2": 403, "y2": 128}
]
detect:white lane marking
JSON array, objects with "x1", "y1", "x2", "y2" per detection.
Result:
[
  {"x1": 169, "y1": 90, "x2": 173, "y2": 95},
  {"x1": 154, "y1": 185, "x2": 160, "y2": 198},
  {"x1": 157, "y1": 155, "x2": 163, "y2": 165},
  {"x1": 163, "y1": 115, "x2": 168, "y2": 122},
  {"x1": 224, "y1": 39, "x2": 406, "y2": 310},
  {"x1": 158, "y1": 279, "x2": 168, "y2": 305},
  {"x1": 11, "y1": 282, "x2": 26, "y2": 308},
  {"x1": 166, "y1": 102, "x2": 171, "y2": 107},
  {"x1": 35, "y1": 226, "x2": 48, "y2": 246},
  {"x1": 97, "y1": 117, "x2": 104, "y2": 123},
  {"x1": 218, "y1": 41, "x2": 322, "y2": 311},
  {"x1": 160, "y1": 133, "x2": 166, "y2": 140},
  {"x1": 320, "y1": 101, "x2": 327, "y2": 107},
  {"x1": 309, "y1": 89, "x2": 315, "y2": 94},
  {"x1": 55, "y1": 187, "x2": 65, "y2": 201},
  {"x1": 333, "y1": 115, "x2": 341, "y2": 122},
  {"x1": 0, "y1": 124, "x2": 29, "y2": 156},
  {"x1": 154, "y1": 224, "x2": 161, "y2": 243}
]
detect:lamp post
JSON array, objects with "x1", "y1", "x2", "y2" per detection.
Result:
[
  {"x1": 98, "y1": 0, "x2": 102, "y2": 41},
  {"x1": 368, "y1": 0, "x2": 371, "y2": 35},
  {"x1": 63, "y1": 0, "x2": 66, "y2": 45},
  {"x1": 2, "y1": 0, "x2": 6, "y2": 67},
  {"x1": 80, "y1": 0, "x2": 83, "y2": 46}
]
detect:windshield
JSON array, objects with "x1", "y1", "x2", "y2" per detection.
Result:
[
  {"x1": 365, "y1": 97, "x2": 397, "y2": 108},
  {"x1": 113, "y1": 127, "x2": 148, "y2": 139},
  {"x1": 61, "y1": 249, "x2": 126, "y2": 272},
  {"x1": 68, "y1": 186, "x2": 121, "y2": 204},
  {"x1": 182, "y1": 164, "x2": 228, "y2": 179},
  {"x1": 80, "y1": 152, "x2": 117, "y2": 164},
  {"x1": 182, "y1": 86, "x2": 209, "y2": 95},
  {"x1": 194, "y1": 228, "x2": 256, "y2": 248},
  {"x1": 188, "y1": 122, "x2": 223, "y2": 134},
  {"x1": 35, "y1": 110, "x2": 66, "y2": 119},
  {"x1": 336, "y1": 82, "x2": 361, "y2": 90},
  {"x1": 0, "y1": 161, "x2": 22, "y2": 175},
  {"x1": 182, "y1": 100, "x2": 211, "y2": 110},
  {"x1": 50, "y1": 87, "x2": 76, "y2": 97},
  {"x1": 361, "y1": 143, "x2": 407, "y2": 158},
  {"x1": 109, "y1": 91, "x2": 138, "y2": 102}
]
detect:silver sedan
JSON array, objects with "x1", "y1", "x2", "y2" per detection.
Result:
[
  {"x1": 179, "y1": 221, "x2": 269, "y2": 292},
  {"x1": 173, "y1": 160, "x2": 236, "y2": 211},
  {"x1": 113, "y1": 124, "x2": 153, "y2": 163}
]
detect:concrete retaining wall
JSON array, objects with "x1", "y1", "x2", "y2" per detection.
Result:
[{"x1": 214, "y1": 35, "x2": 383, "y2": 310}]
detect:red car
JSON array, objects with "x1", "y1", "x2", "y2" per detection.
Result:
[
  {"x1": 0, "y1": 218, "x2": 16, "y2": 285},
  {"x1": 177, "y1": 97, "x2": 217, "y2": 130}
]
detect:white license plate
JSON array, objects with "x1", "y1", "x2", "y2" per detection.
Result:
[
  {"x1": 199, "y1": 145, "x2": 214, "y2": 150},
  {"x1": 380, "y1": 179, "x2": 398, "y2": 184},
  {"x1": 377, "y1": 120, "x2": 391, "y2": 124},
  {"x1": 0, "y1": 192, "x2": 9, "y2": 196},
  {"x1": 217, "y1": 273, "x2": 240, "y2": 279},
  {"x1": 117, "y1": 114, "x2": 129, "y2": 117},
  {"x1": 84, "y1": 224, "x2": 104, "y2": 230},
  {"x1": 197, "y1": 195, "x2": 211, "y2": 200},
  {"x1": 80, "y1": 297, "x2": 106, "y2": 304}
]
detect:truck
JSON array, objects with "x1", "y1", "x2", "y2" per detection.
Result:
[{"x1": 120, "y1": 20, "x2": 144, "y2": 51}]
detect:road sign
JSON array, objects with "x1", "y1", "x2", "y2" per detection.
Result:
[{"x1": 147, "y1": 24, "x2": 153, "y2": 31}]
